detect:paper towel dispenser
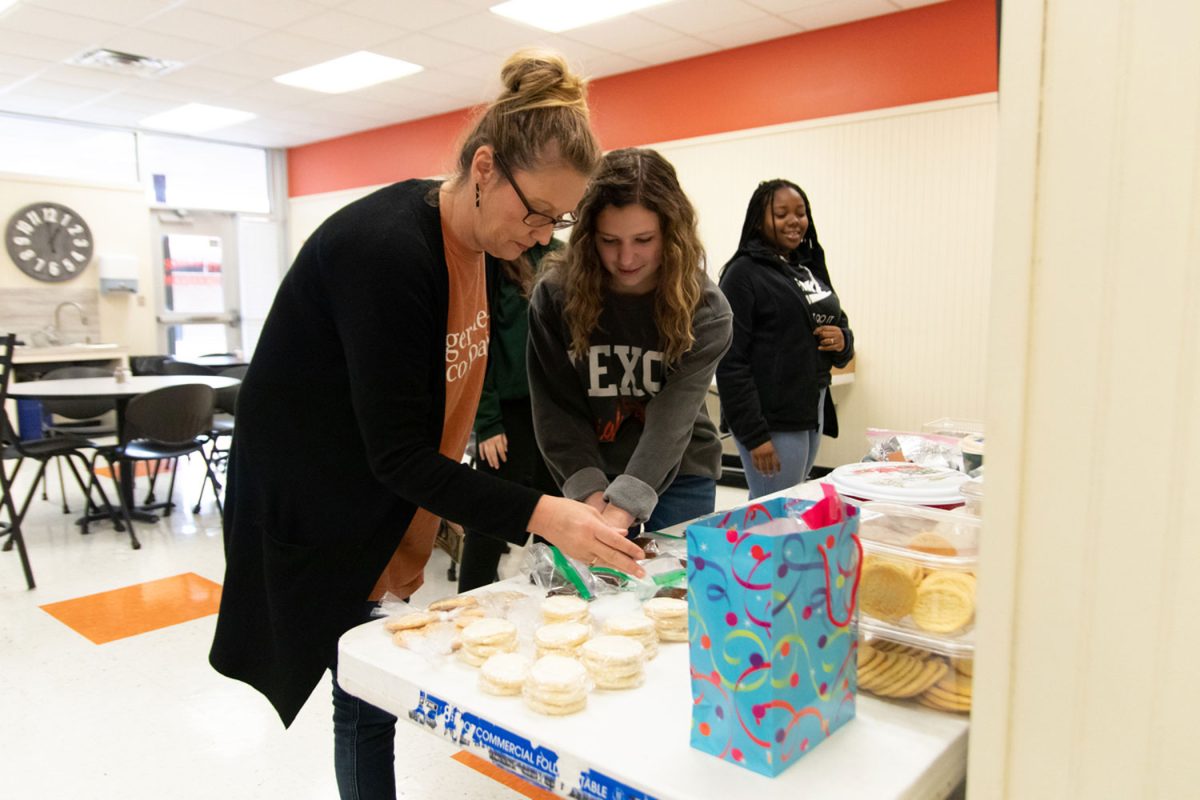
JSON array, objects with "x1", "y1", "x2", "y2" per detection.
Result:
[{"x1": 98, "y1": 254, "x2": 138, "y2": 293}]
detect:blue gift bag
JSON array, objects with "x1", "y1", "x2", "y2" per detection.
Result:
[{"x1": 686, "y1": 490, "x2": 862, "y2": 777}]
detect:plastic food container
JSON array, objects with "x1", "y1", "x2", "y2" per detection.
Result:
[
  {"x1": 959, "y1": 433, "x2": 984, "y2": 473},
  {"x1": 856, "y1": 502, "x2": 979, "y2": 639},
  {"x1": 959, "y1": 475, "x2": 984, "y2": 516},
  {"x1": 921, "y1": 417, "x2": 984, "y2": 439},
  {"x1": 857, "y1": 624, "x2": 974, "y2": 714}
]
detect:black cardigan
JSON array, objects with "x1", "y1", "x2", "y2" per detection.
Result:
[
  {"x1": 209, "y1": 180, "x2": 541, "y2": 726},
  {"x1": 715, "y1": 240, "x2": 854, "y2": 450}
]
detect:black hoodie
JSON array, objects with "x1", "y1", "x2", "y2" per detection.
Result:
[{"x1": 715, "y1": 238, "x2": 854, "y2": 450}]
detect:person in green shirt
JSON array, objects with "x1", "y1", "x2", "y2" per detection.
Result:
[{"x1": 458, "y1": 240, "x2": 563, "y2": 591}]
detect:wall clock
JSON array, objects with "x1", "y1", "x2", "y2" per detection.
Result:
[{"x1": 4, "y1": 202, "x2": 95, "y2": 282}]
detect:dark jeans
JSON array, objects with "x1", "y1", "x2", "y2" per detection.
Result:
[
  {"x1": 643, "y1": 473, "x2": 717, "y2": 533},
  {"x1": 331, "y1": 603, "x2": 398, "y2": 800},
  {"x1": 459, "y1": 397, "x2": 559, "y2": 592}
]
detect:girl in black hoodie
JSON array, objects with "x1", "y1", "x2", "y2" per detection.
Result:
[{"x1": 716, "y1": 179, "x2": 855, "y2": 498}]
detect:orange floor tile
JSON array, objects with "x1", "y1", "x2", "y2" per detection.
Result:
[
  {"x1": 39, "y1": 572, "x2": 222, "y2": 644},
  {"x1": 451, "y1": 750, "x2": 560, "y2": 800}
]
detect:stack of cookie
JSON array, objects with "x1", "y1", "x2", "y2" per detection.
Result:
[
  {"x1": 478, "y1": 652, "x2": 533, "y2": 697},
  {"x1": 857, "y1": 639, "x2": 974, "y2": 713},
  {"x1": 602, "y1": 613, "x2": 659, "y2": 659},
  {"x1": 541, "y1": 595, "x2": 590, "y2": 625},
  {"x1": 859, "y1": 559, "x2": 976, "y2": 635},
  {"x1": 523, "y1": 654, "x2": 590, "y2": 716},
  {"x1": 458, "y1": 618, "x2": 518, "y2": 667},
  {"x1": 641, "y1": 597, "x2": 689, "y2": 642},
  {"x1": 579, "y1": 635, "x2": 646, "y2": 690},
  {"x1": 534, "y1": 621, "x2": 591, "y2": 659}
]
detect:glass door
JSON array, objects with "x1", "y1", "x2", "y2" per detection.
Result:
[{"x1": 150, "y1": 210, "x2": 242, "y2": 360}]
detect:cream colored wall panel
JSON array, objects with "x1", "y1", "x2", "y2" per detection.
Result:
[
  {"x1": 286, "y1": 184, "x2": 383, "y2": 264},
  {"x1": 976, "y1": 0, "x2": 1200, "y2": 797},
  {"x1": 654, "y1": 97, "x2": 997, "y2": 467}
]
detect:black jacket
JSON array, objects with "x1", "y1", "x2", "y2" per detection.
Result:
[
  {"x1": 209, "y1": 180, "x2": 541, "y2": 726},
  {"x1": 715, "y1": 239, "x2": 854, "y2": 450}
]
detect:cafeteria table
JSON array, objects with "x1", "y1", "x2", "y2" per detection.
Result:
[
  {"x1": 337, "y1": 483, "x2": 969, "y2": 800},
  {"x1": 8, "y1": 374, "x2": 240, "y2": 524}
]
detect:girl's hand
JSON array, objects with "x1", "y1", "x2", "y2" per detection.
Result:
[
  {"x1": 477, "y1": 433, "x2": 508, "y2": 469},
  {"x1": 750, "y1": 440, "x2": 781, "y2": 477},
  {"x1": 814, "y1": 325, "x2": 844, "y2": 352},
  {"x1": 528, "y1": 496, "x2": 646, "y2": 577}
]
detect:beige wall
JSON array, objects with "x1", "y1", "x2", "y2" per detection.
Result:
[
  {"x1": 286, "y1": 96, "x2": 999, "y2": 471},
  {"x1": 970, "y1": 0, "x2": 1200, "y2": 797},
  {"x1": 0, "y1": 173, "x2": 157, "y2": 354}
]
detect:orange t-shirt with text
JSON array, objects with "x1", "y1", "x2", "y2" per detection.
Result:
[{"x1": 369, "y1": 215, "x2": 489, "y2": 600}]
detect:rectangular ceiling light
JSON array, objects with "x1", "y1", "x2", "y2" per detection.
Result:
[
  {"x1": 273, "y1": 51, "x2": 423, "y2": 94},
  {"x1": 490, "y1": 0, "x2": 673, "y2": 33},
  {"x1": 140, "y1": 103, "x2": 256, "y2": 134}
]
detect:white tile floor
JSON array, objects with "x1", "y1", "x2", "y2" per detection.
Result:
[{"x1": 0, "y1": 454, "x2": 747, "y2": 799}]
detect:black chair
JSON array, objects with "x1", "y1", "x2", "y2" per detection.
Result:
[
  {"x1": 86, "y1": 384, "x2": 222, "y2": 550},
  {"x1": 192, "y1": 364, "x2": 246, "y2": 512},
  {"x1": 128, "y1": 355, "x2": 171, "y2": 376},
  {"x1": 2, "y1": 334, "x2": 116, "y2": 587},
  {"x1": 38, "y1": 365, "x2": 118, "y2": 513}
]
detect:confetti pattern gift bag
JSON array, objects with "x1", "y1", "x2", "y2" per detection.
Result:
[{"x1": 686, "y1": 488, "x2": 862, "y2": 777}]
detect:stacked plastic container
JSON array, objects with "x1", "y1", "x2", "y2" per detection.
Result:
[{"x1": 854, "y1": 502, "x2": 978, "y2": 714}]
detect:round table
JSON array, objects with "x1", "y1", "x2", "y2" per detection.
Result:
[{"x1": 9, "y1": 374, "x2": 241, "y2": 523}]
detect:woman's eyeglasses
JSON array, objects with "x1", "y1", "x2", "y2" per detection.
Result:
[{"x1": 493, "y1": 153, "x2": 578, "y2": 230}]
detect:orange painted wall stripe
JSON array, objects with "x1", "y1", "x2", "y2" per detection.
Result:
[{"x1": 287, "y1": 0, "x2": 996, "y2": 198}]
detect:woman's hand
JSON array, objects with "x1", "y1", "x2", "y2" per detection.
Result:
[
  {"x1": 600, "y1": 502, "x2": 636, "y2": 531},
  {"x1": 528, "y1": 496, "x2": 646, "y2": 577},
  {"x1": 477, "y1": 433, "x2": 508, "y2": 470},
  {"x1": 750, "y1": 440, "x2": 781, "y2": 477},
  {"x1": 814, "y1": 325, "x2": 844, "y2": 352},
  {"x1": 583, "y1": 491, "x2": 607, "y2": 514}
]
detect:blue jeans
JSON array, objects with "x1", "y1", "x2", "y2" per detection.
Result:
[
  {"x1": 332, "y1": 604, "x2": 398, "y2": 800},
  {"x1": 735, "y1": 390, "x2": 825, "y2": 500},
  {"x1": 644, "y1": 473, "x2": 717, "y2": 532}
]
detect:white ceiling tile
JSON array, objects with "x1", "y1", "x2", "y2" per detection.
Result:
[
  {"x1": 370, "y1": 32, "x2": 490, "y2": 70},
  {"x1": 0, "y1": 28, "x2": 88, "y2": 62},
  {"x1": 0, "y1": 52, "x2": 57, "y2": 76},
  {"x1": 216, "y1": 79, "x2": 317, "y2": 108},
  {"x1": 438, "y1": 50, "x2": 507, "y2": 84},
  {"x1": 189, "y1": 49, "x2": 298, "y2": 81},
  {"x1": 367, "y1": 68, "x2": 481, "y2": 102},
  {"x1": 86, "y1": 91, "x2": 181, "y2": 114},
  {"x1": 574, "y1": 51, "x2": 650, "y2": 79},
  {"x1": 0, "y1": 4, "x2": 124, "y2": 44},
  {"x1": 695, "y1": 15, "x2": 803, "y2": 47},
  {"x1": 305, "y1": 94, "x2": 405, "y2": 121},
  {"x1": 9, "y1": 78, "x2": 105, "y2": 105},
  {"x1": 38, "y1": 63, "x2": 142, "y2": 92},
  {"x1": 0, "y1": 90, "x2": 81, "y2": 116},
  {"x1": 561, "y1": 15, "x2": 685, "y2": 52},
  {"x1": 341, "y1": 0, "x2": 474, "y2": 31},
  {"x1": 891, "y1": 0, "x2": 949, "y2": 8},
  {"x1": 623, "y1": 35, "x2": 718, "y2": 66},
  {"x1": 61, "y1": 103, "x2": 152, "y2": 128},
  {"x1": 24, "y1": 0, "x2": 175, "y2": 26},
  {"x1": 239, "y1": 30, "x2": 348, "y2": 66},
  {"x1": 743, "y1": 0, "x2": 831, "y2": 12},
  {"x1": 284, "y1": 9, "x2": 407, "y2": 49},
  {"x1": 98, "y1": 29, "x2": 217, "y2": 62},
  {"x1": 155, "y1": 65, "x2": 262, "y2": 93},
  {"x1": 636, "y1": 0, "x2": 770, "y2": 37},
  {"x1": 184, "y1": 0, "x2": 329, "y2": 28},
  {"x1": 424, "y1": 13, "x2": 541, "y2": 52},
  {"x1": 780, "y1": 0, "x2": 897, "y2": 31},
  {"x1": 139, "y1": 9, "x2": 268, "y2": 47}
]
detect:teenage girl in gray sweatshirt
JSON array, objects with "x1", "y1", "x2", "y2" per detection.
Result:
[{"x1": 528, "y1": 148, "x2": 733, "y2": 536}]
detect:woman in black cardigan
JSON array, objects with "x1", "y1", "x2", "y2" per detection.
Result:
[
  {"x1": 716, "y1": 179, "x2": 855, "y2": 498},
  {"x1": 209, "y1": 50, "x2": 644, "y2": 800}
]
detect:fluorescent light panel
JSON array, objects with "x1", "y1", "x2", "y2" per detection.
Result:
[
  {"x1": 490, "y1": 0, "x2": 673, "y2": 32},
  {"x1": 273, "y1": 51, "x2": 423, "y2": 94},
  {"x1": 140, "y1": 103, "x2": 256, "y2": 134}
]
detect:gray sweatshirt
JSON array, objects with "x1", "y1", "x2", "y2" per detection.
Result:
[{"x1": 527, "y1": 274, "x2": 733, "y2": 523}]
